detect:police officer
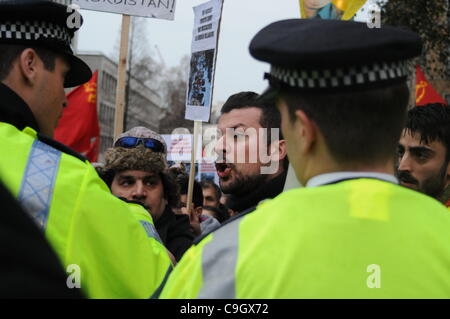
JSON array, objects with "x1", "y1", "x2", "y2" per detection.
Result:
[
  {"x1": 160, "y1": 19, "x2": 450, "y2": 298},
  {"x1": 0, "y1": 0, "x2": 171, "y2": 298}
]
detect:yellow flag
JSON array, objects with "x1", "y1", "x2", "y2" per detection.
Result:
[{"x1": 299, "y1": 0, "x2": 368, "y2": 20}]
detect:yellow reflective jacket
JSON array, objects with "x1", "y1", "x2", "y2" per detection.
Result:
[
  {"x1": 161, "y1": 178, "x2": 450, "y2": 298},
  {"x1": 0, "y1": 122, "x2": 171, "y2": 298}
]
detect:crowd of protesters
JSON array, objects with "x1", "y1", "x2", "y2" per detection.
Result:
[
  {"x1": 97, "y1": 98, "x2": 450, "y2": 272},
  {"x1": 1, "y1": 0, "x2": 450, "y2": 299}
]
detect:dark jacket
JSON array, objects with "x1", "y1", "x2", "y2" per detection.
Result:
[
  {"x1": 0, "y1": 180, "x2": 83, "y2": 298},
  {"x1": 155, "y1": 206, "x2": 194, "y2": 262},
  {"x1": 0, "y1": 82, "x2": 39, "y2": 132},
  {"x1": 192, "y1": 171, "x2": 289, "y2": 246},
  {"x1": 227, "y1": 170, "x2": 288, "y2": 214}
]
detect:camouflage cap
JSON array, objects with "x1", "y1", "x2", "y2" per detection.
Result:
[
  {"x1": 115, "y1": 126, "x2": 167, "y2": 155},
  {"x1": 103, "y1": 145, "x2": 167, "y2": 174}
]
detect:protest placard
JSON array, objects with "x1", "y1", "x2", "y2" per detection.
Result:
[
  {"x1": 299, "y1": 0, "x2": 368, "y2": 20},
  {"x1": 197, "y1": 160, "x2": 220, "y2": 185},
  {"x1": 185, "y1": 0, "x2": 224, "y2": 122},
  {"x1": 73, "y1": 0, "x2": 177, "y2": 20},
  {"x1": 72, "y1": 1, "x2": 177, "y2": 140},
  {"x1": 162, "y1": 134, "x2": 202, "y2": 163}
]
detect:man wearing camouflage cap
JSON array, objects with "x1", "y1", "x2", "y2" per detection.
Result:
[
  {"x1": 0, "y1": 0, "x2": 171, "y2": 298},
  {"x1": 114, "y1": 126, "x2": 168, "y2": 153},
  {"x1": 100, "y1": 126, "x2": 194, "y2": 262},
  {"x1": 160, "y1": 19, "x2": 450, "y2": 298}
]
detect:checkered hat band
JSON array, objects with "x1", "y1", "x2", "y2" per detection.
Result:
[
  {"x1": 0, "y1": 20, "x2": 72, "y2": 45},
  {"x1": 270, "y1": 61, "x2": 408, "y2": 89}
]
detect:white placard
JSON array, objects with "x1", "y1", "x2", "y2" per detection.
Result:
[
  {"x1": 162, "y1": 134, "x2": 202, "y2": 162},
  {"x1": 197, "y1": 160, "x2": 220, "y2": 185},
  {"x1": 185, "y1": 0, "x2": 224, "y2": 122},
  {"x1": 73, "y1": 0, "x2": 177, "y2": 20}
]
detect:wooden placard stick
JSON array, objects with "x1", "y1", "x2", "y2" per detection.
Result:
[
  {"x1": 114, "y1": 14, "x2": 131, "y2": 140},
  {"x1": 186, "y1": 121, "x2": 202, "y2": 213}
]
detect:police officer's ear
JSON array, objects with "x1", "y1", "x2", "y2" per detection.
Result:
[
  {"x1": 294, "y1": 109, "x2": 318, "y2": 154},
  {"x1": 17, "y1": 48, "x2": 41, "y2": 86}
]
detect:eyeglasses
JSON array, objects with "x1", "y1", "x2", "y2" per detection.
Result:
[{"x1": 114, "y1": 137, "x2": 165, "y2": 153}]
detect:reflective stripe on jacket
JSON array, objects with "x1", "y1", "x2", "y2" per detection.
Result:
[
  {"x1": 160, "y1": 178, "x2": 450, "y2": 298},
  {"x1": 0, "y1": 123, "x2": 172, "y2": 298}
]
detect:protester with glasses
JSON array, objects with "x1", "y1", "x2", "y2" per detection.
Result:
[
  {"x1": 114, "y1": 134, "x2": 166, "y2": 154},
  {"x1": 100, "y1": 127, "x2": 194, "y2": 262}
]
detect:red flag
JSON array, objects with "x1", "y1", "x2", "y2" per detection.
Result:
[
  {"x1": 54, "y1": 70, "x2": 100, "y2": 162},
  {"x1": 415, "y1": 65, "x2": 447, "y2": 106}
]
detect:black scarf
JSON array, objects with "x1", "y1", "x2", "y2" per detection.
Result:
[
  {"x1": 0, "y1": 82, "x2": 40, "y2": 132},
  {"x1": 154, "y1": 205, "x2": 194, "y2": 262},
  {"x1": 227, "y1": 170, "x2": 288, "y2": 213}
]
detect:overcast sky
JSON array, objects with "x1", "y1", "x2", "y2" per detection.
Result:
[{"x1": 77, "y1": 0, "x2": 300, "y2": 107}]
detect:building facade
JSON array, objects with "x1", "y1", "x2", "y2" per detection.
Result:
[{"x1": 76, "y1": 52, "x2": 164, "y2": 161}]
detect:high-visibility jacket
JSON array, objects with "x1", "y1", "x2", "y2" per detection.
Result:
[
  {"x1": 160, "y1": 178, "x2": 450, "y2": 298},
  {"x1": 0, "y1": 122, "x2": 172, "y2": 298}
]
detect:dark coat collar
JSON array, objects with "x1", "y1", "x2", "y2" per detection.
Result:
[
  {"x1": 227, "y1": 170, "x2": 288, "y2": 213},
  {"x1": 0, "y1": 82, "x2": 40, "y2": 132}
]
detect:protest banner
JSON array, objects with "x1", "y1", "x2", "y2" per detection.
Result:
[
  {"x1": 197, "y1": 160, "x2": 220, "y2": 185},
  {"x1": 299, "y1": 0, "x2": 368, "y2": 20},
  {"x1": 55, "y1": 71, "x2": 100, "y2": 162},
  {"x1": 185, "y1": 0, "x2": 224, "y2": 212},
  {"x1": 185, "y1": 0, "x2": 224, "y2": 122},
  {"x1": 73, "y1": 0, "x2": 177, "y2": 20},
  {"x1": 71, "y1": 1, "x2": 177, "y2": 140},
  {"x1": 161, "y1": 134, "x2": 202, "y2": 163},
  {"x1": 416, "y1": 65, "x2": 448, "y2": 106}
]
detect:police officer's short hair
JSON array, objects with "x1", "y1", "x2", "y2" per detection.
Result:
[
  {"x1": 0, "y1": 44, "x2": 58, "y2": 81},
  {"x1": 280, "y1": 82, "x2": 410, "y2": 165},
  {"x1": 249, "y1": 19, "x2": 422, "y2": 167},
  {"x1": 404, "y1": 103, "x2": 450, "y2": 160}
]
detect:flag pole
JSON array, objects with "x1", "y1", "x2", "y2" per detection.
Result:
[{"x1": 114, "y1": 14, "x2": 131, "y2": 140}]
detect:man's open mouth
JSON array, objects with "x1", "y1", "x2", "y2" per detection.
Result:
[
  {"x1": 399, "y1": 178, "x2": 418, "y2": 187},
  {"x1": 400, "y1": 177, "x2": 417, "y2": 184},
  {"x1": 215, "y1": 162, "x2": 233, "y2": 178}
]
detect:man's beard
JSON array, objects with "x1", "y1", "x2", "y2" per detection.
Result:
[
  {"x1": 220, "y1": 169, "x2": 269, "y2": 196},
  {"x1": 397, "y1": 160, "x2": 448, "y2": 199}
]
